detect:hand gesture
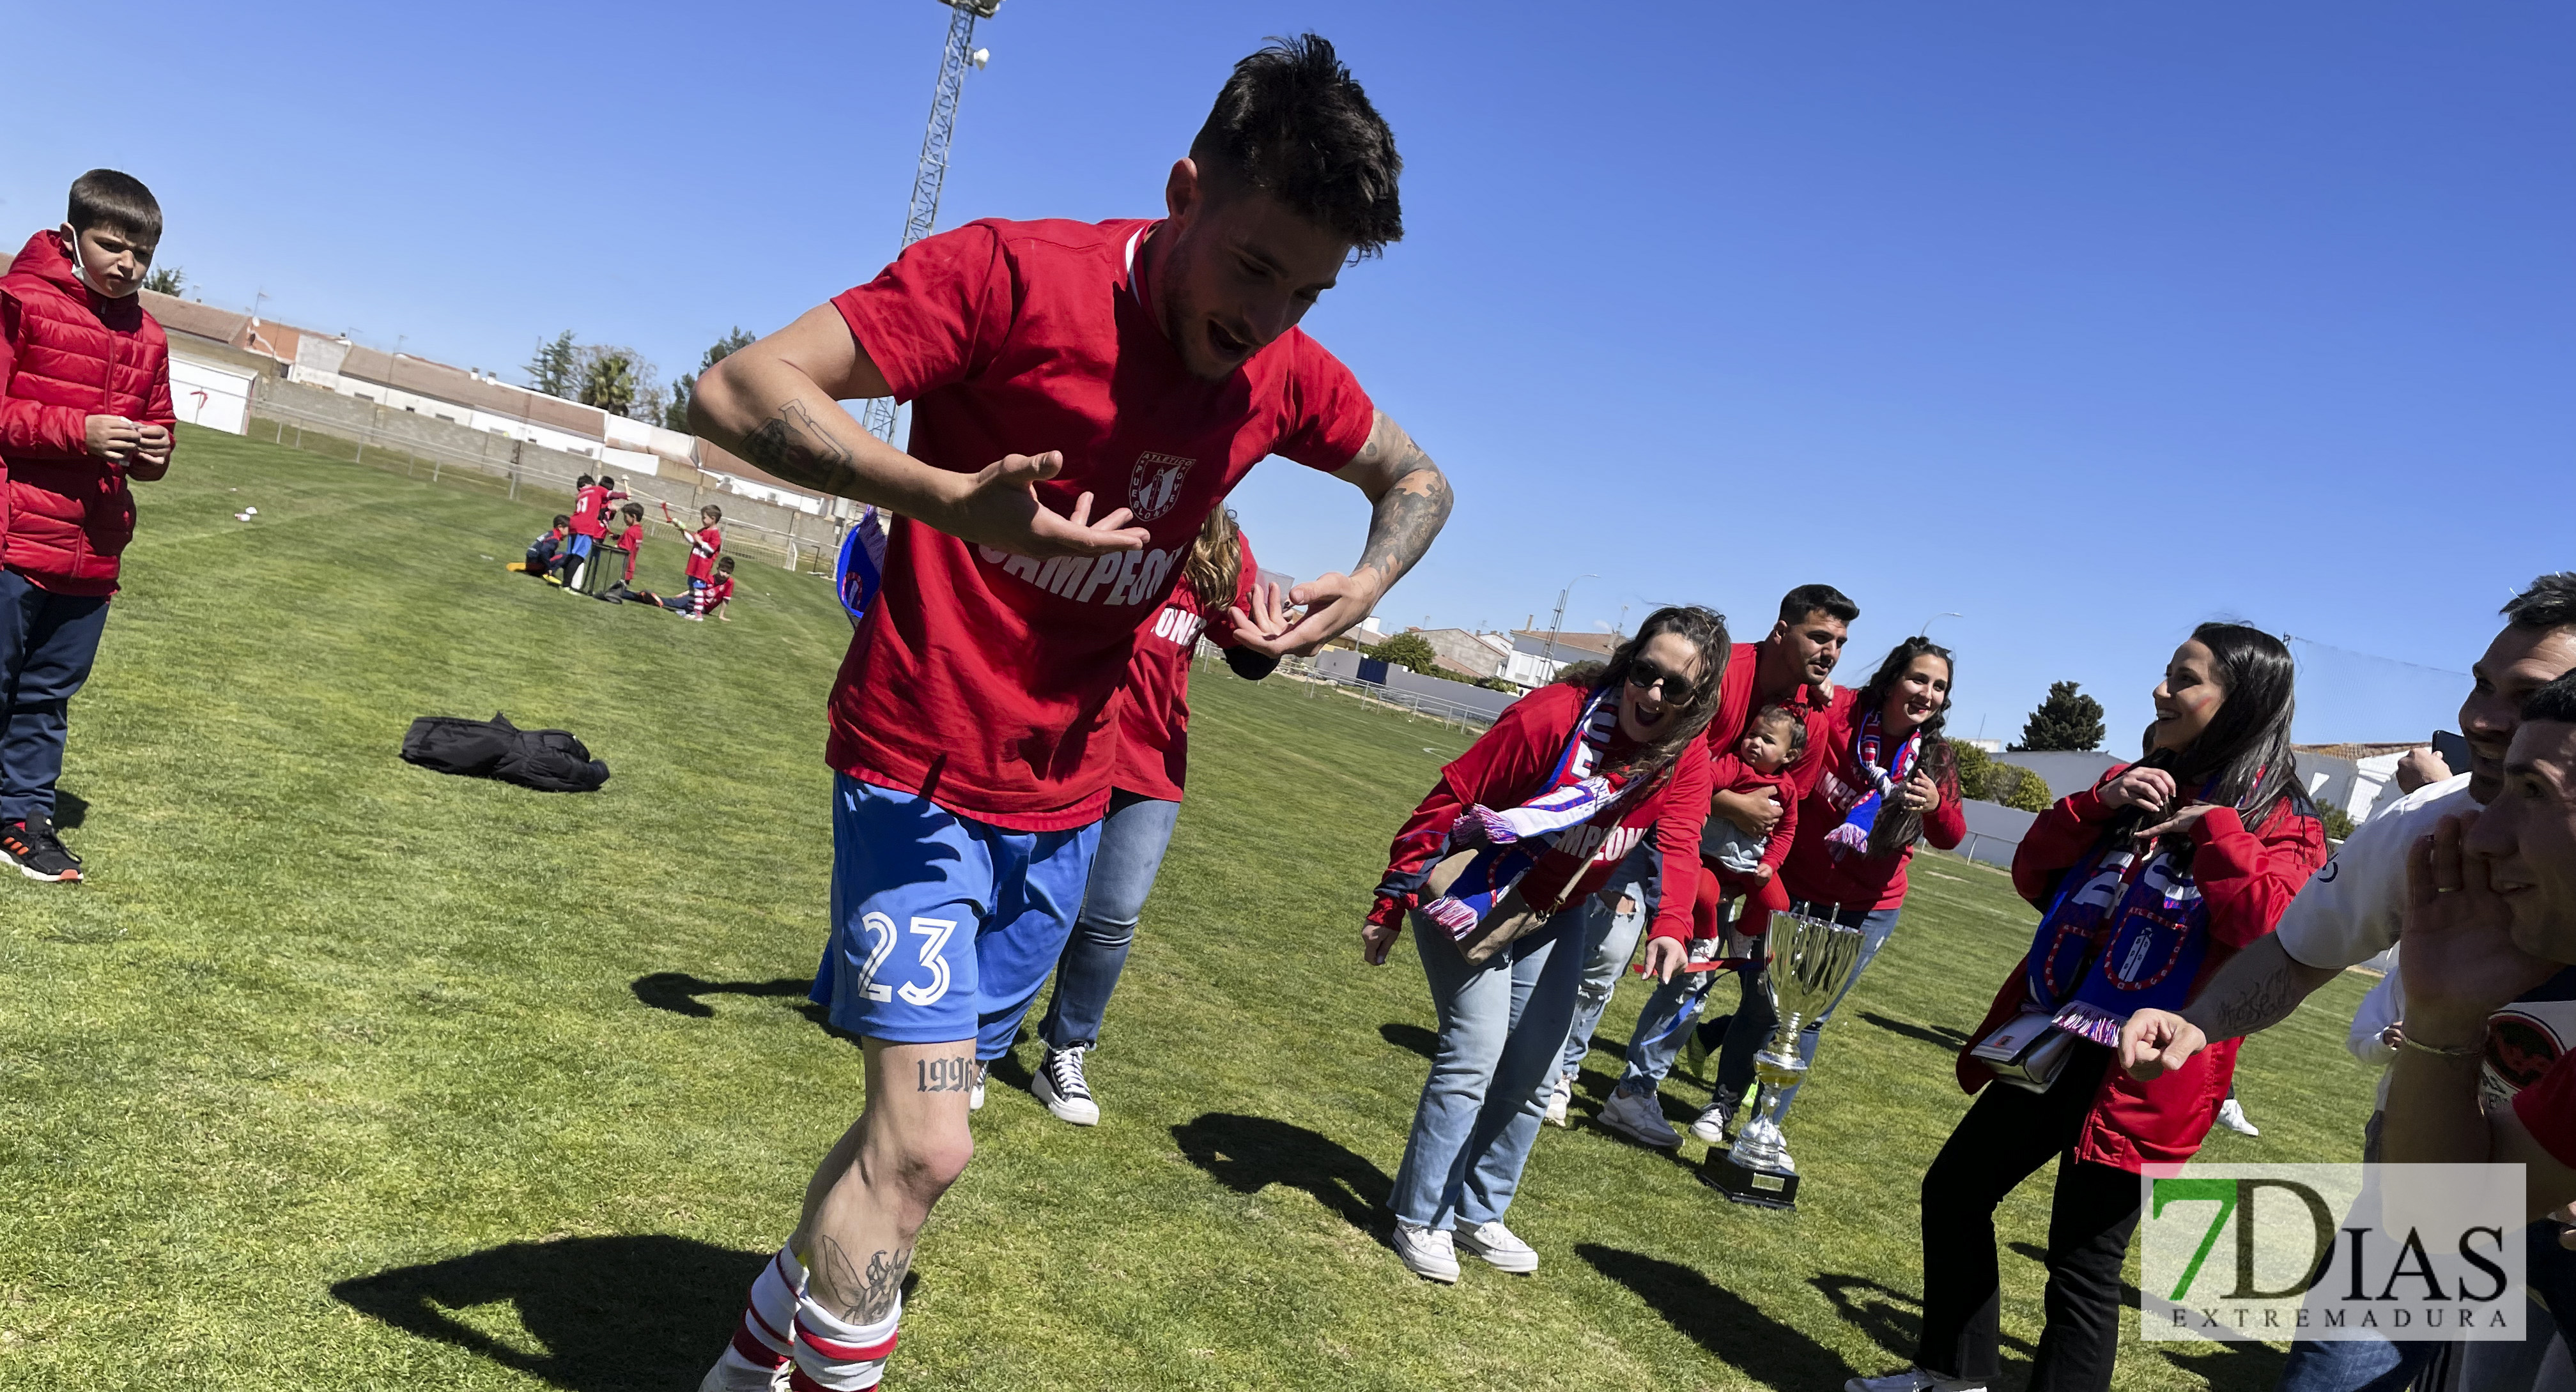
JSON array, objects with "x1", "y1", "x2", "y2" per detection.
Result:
[
  {"x1": 1719, "y1": 787, "x2": 1785, "y2": 837},
  {"x1": 133, "y1": 422, "x2": 172, "y2": 467},
  {"x1": 84, "y1": 414, "x2": 139, "y2": 462},
  {"x1": 1901, "y1": 769, "x2": 1941, "y2": 813},
  {"x1": 2098, "y1": 766, "x2": 2177, "y2": 815},
  {"x1": 2118, "y1": 1007, "x2": 2207, "y2": 1080},
  {"x1": 936, "y1": 451, "x2": 1150, "y2": 560},
  {"x1": 1232, "y1": 570, "x2": 1379, "y2": 659},
  {"x1": 1224, "y1": 582, "x2": 1306, "y2": 654},
  {"x1": 1640, "y1": 936, "x2": 1688, "y2": 984},
  {"x1": 1361, "y1": 917, "x2": 1401, "y2": 967},
  {"x1": 2398, "y1": 813, "x2": 2553, "y2": 1046},
  {"x1": 2134, "y1": 802, "x2": 2219, "y2": 846},
  {"x1": 2395, "y1": 746, "x2": 2452, "y2": 796}
]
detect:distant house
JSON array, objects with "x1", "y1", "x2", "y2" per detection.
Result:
[
  {"x1": 1407, "y1": 627, "x2": 1504, "y2": 681},
  {"x1": 2293, "y1": 742, "x2": 2421, "y2": 825},
  {"x1": 1495, "y1": 627, "x2": 1616, "y2": 687}
]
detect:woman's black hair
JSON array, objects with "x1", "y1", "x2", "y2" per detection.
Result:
[
  {"x1": 1555, "y1": 605, "x2": 1731, "y2": 781},
  {"x1": 2124, "y1": 622, "x2": 2308, "y2": 859},
  {"x1": 1851, "y1": 636, "x2": 1958, "y2": 857}
]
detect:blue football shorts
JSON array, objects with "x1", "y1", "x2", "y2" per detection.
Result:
[
  {"x1": 811, "y1": 773, "x2": 1101, "y2": 1058},
  {"x1": 566, "y1": 533, "x2": 598, "y2": 560}
]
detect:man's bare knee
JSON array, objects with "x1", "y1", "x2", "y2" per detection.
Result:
[{"x1": 876, "y1": 1127, "x2": 974, "y2": 1200}]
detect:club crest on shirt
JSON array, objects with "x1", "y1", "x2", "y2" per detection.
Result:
[{"x1": 1128, "y1": 451, "x2": 1196, "y2": 523}]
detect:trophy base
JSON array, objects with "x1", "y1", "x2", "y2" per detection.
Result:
[{"x1": 1702, "y1": 1147, "x2": 1800, "y2": 1210}]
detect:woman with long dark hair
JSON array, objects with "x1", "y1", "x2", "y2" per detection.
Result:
[
  {"x1": 1849, "y1": 623, "x2": 2327, "y2": 1392},
  {"x1": 1364, "y1": 606, "x2": 1725, "y2": 1283},
  {"x1": 1685, "y1": 636, "x2": 1965, "y2": 1145}
]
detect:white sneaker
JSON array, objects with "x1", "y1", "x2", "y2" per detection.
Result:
[
  {"x1": 1845, "y1": 1368, "x2": 1986, "y2": 1392},
  {"x1": 1688, "y1": 1098, "x2": 1734, "y2": 1145},
  {"x1": 1035, "y1": 1045, "x2": 1100, "y2": 1126},
  {"x1": 1596, "y1": 1085, "x2": 1683, "y2": 1150},
  {"x1": 1543, "y1": 1071, "x2": 1572, "y2": 1128},
  {"x1": 969, "y1": 1059, "x2": 989, "y2": 1112},
  {"x1": 1454, "y1": 1220, "x2": 1539, "y2": 1274},
  {"x1": 2216, "y1": 1098, "x2": 2260, "y2": 1136},
  {"x1": 696, "y1": 1353, "x2": 793, "y2": 1391},
  {"x1": 1392, "y1": 1221, "x2": 1460, "y2": 1284}
]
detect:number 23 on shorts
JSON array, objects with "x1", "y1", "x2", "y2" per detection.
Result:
[{"x1": 858, "y1": 911, "x2": 959, "y2": 1007}]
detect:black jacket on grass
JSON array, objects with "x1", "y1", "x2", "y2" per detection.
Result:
[{"x1": 401, "y1": 713, "x2": 609, "y2": 793}]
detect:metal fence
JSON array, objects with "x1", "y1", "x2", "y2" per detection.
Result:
[{"x1": 244, "y1": 394, "x2": 849, "y2": 572}]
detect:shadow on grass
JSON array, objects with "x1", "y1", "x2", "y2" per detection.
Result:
[
  {"x1": 332, "y1": 1235, "x2": 761, "y2": 1391},
  {"x1": 1581, "y1": 1244, "x2": 1857, "y2": 1386},
  {"x1": 1172, "y1": 1112, "x2": 1390, "y2": 1242},
  {"x1": 1860, "y1": 1011, "x2": 1973, "y2": 1051},
  {"x1": 631, "y1": 973, "x2": 861, "y2": 1044},
  {"x1": 54, "y1": 788, "x2": 88, "y2": 830},
  {"x1": 1378, "y1": 1021, "x2": 1437, "y2": 1059}
]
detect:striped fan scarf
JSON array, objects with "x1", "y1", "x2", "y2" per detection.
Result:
[
  {"x1": 1822, "y1": 709, "x2": 1922, "y2": 859},
  {"x1": 1420, "y1": 688, "x2": 1635, "y2": 938}
]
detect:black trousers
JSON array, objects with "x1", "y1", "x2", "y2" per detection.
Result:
[{"x1": 1915, "y1": 1042, "x2": 2140, "y2": 1392}]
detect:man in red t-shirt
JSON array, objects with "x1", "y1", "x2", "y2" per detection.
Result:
[
  {"x1": 684, "y1": 37, "x2": 1453, "y2": 1391},
  {"x1": 2381, "y1": 673, "x2": 2576, "y2": 1218}
]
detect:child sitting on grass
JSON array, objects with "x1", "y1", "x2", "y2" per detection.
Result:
[
  {"x1": 631, "y1": 555, "x2": 733, "y2": 622},
  {"x1": 516, "y1": 515, "x2": 571, "y2": 575},
  {"x1": 0, "y1": 170, "x2": 176, "y2": 883},
  {"x1": 1595, "y1": 703, "x2": 1807, "y2": 1149}
]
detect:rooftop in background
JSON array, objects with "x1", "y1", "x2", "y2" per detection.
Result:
[
  {"x1": 1509, "y1": 628, "x2": 1618, "y2": 657},
  {"x1": 2294, "y1": 742, "x2": 2425, "y2": 760}
]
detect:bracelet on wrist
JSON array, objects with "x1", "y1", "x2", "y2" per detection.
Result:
[{"x1": 2395, "y1": 1033, "x2": 2485, "y2": 1061}]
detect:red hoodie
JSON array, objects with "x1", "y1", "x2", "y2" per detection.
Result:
[
  {"x1": 0, "y1": 229, "x2": 175, "y2": 595},
  {"x1": 1777, "y1": 687, "x2": 1966, "y2": 912}
]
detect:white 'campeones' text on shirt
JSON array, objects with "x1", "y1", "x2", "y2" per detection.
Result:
[{"x1": 2272, "y1": 772, "x2": 2474, "y2": 971}]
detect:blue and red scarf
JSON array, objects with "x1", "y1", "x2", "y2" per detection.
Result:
[
  {"x1": 2024, "y1": 831, "x2": 2212, "y2": 1046},
  {"x1": 1822, "y1": 710, "x2": 1922, "y2": 859},
  {"x1": 1421, "y1": 688, "x2": 1635, "y2": 938}
]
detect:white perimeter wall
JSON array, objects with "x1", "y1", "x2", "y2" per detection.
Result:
[{"x1": 167, "y1": 352, "x2": 256, "y2": 434}]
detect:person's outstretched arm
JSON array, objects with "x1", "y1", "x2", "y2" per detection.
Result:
[
  {"x1": 691, "y1": 305, "x2": 1148, "y2": 562},
  {"x1": 1226, "y1": 411, "x2": 1451, "y2": 657}
]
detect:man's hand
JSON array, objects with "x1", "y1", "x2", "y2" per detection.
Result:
[
  {"x1": 1362, "y1": 918, "x2": 1401, "y2": 967},
  {"x1": 2398, "y1": 813, "x2": 2554, "y2": 1044},
  {"x1": 1641, "y1": 936, "x2": 1687, "y2": 984},
  {"x1": 929, "y1": 450, "x2": 1148, "y2": 561},
  {"x1": 84, "y1": 414, "x2": 139, "y2": 462},
  {"x1": 1235, "y1": 570, "x2": 1375, "y2": 657},
  {"x1": 2396, "y1": 746, "x2": 2452, "y2": 797},
  {"x1": 2118, "y1": 1008, "x2": 2207, "y2": 1080},
  {"x1": 1224, "y1": 582, "x2": 1304, "y2": 654},
  {"x1": 2099, "y1": 766, "x2": 2177, "y2": 815},
  {"x1": 1713, "y1": 786, "x2": 1785, "y2": 837}
]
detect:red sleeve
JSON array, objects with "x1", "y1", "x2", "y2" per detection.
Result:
[
  {"x1": 0, "y1": 294, "x2": 91, "y2": 461},
  {"x1": 1367, "y1": 685, "x2": 1577, "y2": 926},
  {"x1": 1787, "y1": 689, "x2": 1851, "y2": 798},
  {"x1": 1645, "y1": 748, "x2": 1717, "y2": 943},
  {"x1": 2514, "y1": 1053, "x2": 2576, "y2": 1170},
  {"x1": 1759, "y1": 773, "x2": 1800, "y2": 872},
  {"x1": 830, "y1": 222, "x2": 1014, "y2": 403},
  {"x1": 2189, "y1": 799, "x2": 2329, "y2": 949},
  {"x1": 139, "y1": 333, "x2": 176, "y2": 431},
  {"x1": 1272, "y1": 329, "x2": 1377, "y2": 473},
  {"x1": 2010, "y1": 765, "x2": 2126, "y2": 906},
  {"x1": 1924, "y1": 777, "x2": 1967, "y2": 851}
]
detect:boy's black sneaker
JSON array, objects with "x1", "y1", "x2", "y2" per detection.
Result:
[{"x1": 1, "y1": 816, "x2": 82, "y2": 882}]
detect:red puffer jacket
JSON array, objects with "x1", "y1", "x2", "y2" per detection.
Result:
[
  {"x1": 0, "y1": 228, "x2": 175, "y2": 595},
  {"x1": 1955, "y1": 766, "x2": 2327, "y2": 1172}
]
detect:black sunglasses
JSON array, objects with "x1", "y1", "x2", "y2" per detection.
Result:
[{"x1": 1625, "y1": 661, "x2": 1692, "y2": 698}]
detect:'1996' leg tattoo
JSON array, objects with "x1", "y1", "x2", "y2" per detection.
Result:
[{"x1": 916, "y1": 1056, "x2": 975, "y2": 1092}]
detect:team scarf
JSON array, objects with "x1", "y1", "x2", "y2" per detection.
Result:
[
  {"x1": 1821, "y1": 710, "x2": 1922, "y2": 859},
  {"x1": 1419, "y1": 688, "x2": 1637, "y2": 939},
  {"x1": 2023, "y1": 814, "x2": 2216, "y2": 1046},
  {"x1": 835, "y1": 505, "x2": 888, "y2": 624}
]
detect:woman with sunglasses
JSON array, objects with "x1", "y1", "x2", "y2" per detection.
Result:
[
  {"x1": 1698, "y1": 636, "x2": 1965, "y2": 1143},
  {"x1": 1363, "y1": 606, "x2": 1727, "y2": 1283},
  {"x1": 1849, "y1": 623, "x2": 2326, "y2": 1392}
]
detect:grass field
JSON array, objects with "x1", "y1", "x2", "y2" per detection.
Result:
[{"x1": 0, "y1": 425, "x2": 2384, "y2": 1390}]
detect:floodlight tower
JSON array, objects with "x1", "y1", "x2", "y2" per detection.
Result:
[{"x1": 863, "y1": 0, "x2": 1001, "y2": 443}]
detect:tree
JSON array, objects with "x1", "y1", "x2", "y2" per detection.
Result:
[
  {"x1": 577, "y1": 348, "x2": 638, "y2": 417},
  {"x1": 1364, "y1": 632, "x2": 1442, "y2": 677},
  {"x1": 1952, "y1": 742, "x2": 1994, "y2": 802},
  {"x1": 525, "y1": 331, "x2": 580, "y2": 398},
  {"x1": 141, "y1": 265, "x2": 187, "y2": 296},
  {"x1": 667, "y1": 326, "x2": 757, "y2": 432},
  {"x1": 2011, "y1": 680, "x2": 2106, "y2": 752},
  {"x1": 1991, "y1": 763, "x2": 2053, "y2": 813},
  {"x1": 2320, "y1": 802, "x2": 2356, "y2": 841}
]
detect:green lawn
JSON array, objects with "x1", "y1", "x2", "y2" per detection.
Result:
[{"x1": 0, "y1": 425, "x2": 2382, "y2": 1390}]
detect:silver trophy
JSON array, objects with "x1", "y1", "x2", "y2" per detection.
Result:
[{"x1": 1706, "y1": 907, "x2": 1868, "y2": 1210}]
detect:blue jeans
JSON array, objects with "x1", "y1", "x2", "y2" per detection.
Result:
[
  {"x1": 1713, "y1": 901, "x2": 1901, "y2": 1125},
  {"x1": 1616, "y1": 968, "x2": 1725, "y2": 1094},
  {"x1": 0, "y1": 570, "x2": 111, "y2": 824},
  {"x1": 2270, "y1": 1336, "x2": 2432, "y2": 1392},
  {"x1": 1559, "y1": 844, "x2": 1658, "y2": 1080},
  {"x1": 1389, "y1": 909, "x2": 1587, "y2": 1230},
  {"x1": 1037, "y1": 790, "x2": 1182, "y2": 1051}
]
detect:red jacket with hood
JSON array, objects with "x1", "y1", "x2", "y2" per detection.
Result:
[
  {"x1": 0, "y1": 228, "x2": 175, "y2": 596},
  {"x1": 1955, "y1": 766, "x2": 2327, "y2": 1172}
]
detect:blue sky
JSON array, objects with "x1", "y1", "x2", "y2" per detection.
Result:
[{"x1": 7, "y1": 1, "x2": 2568, "y2": 748}]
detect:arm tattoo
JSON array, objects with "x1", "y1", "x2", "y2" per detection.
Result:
[
  {"x1": 815, "y1": 1235, "x2": 914, "y2": 1324},
  {"x1": 2200, "y1": 956, "x2": 2304, "y2": 1041},
  {"x1": 739, "y1": 399, "x2": 861, "y2": 498},
  {"x1": 1350, "y1": 418, "x2": 1453, "y2": 588}
]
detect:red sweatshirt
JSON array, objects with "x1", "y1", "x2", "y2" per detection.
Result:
[
  {"x1": 1777, "y1": 688, "x2": 1966, "y2": 912},
  {"x1": 1368, "y1": 682, "x2": 1713, "y2": 943},
  {"x1": 1704, "y1": 751, "x2": 1801, "y2": 874},
  {"x1": 1955, "y1": 767, "x2": 2327, "y2": 1171}
]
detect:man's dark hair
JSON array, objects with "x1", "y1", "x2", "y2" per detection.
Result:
[
  {"x1": 2503, "y1": 574, "x2": 2576, "y2": 632},
  {"x1": 1191, "y1": 34, "x2": 1402, "y2": 257},
  {"x1": 1778, "y1": 583, "x2": 1858, "y2": 626},
  {"x1": 67, "y1": 169, "x2": 162, "y2": 240},
  {"x1": 2526, "y1": 671, "x2": 2576, "y2": 726}
]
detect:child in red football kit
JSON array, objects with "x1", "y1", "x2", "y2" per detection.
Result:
[
  {"x1": 612, "y1": 503, "x2": 647, "y2": 586},
  {"x1": 0, "y1": 170, "x2": 176, "y2": 883},
  {"x1": 1595, "y1": 703, "x2": 1805, "y2": 1148}
]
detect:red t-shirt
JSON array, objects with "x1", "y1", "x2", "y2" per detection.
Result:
[
  {"x1": 826, "y1": 217, "x2": 1376, "y2": 830},
  {"x1": 571, "y1": 486, "x2": 609, "y2": 538},
  {"x1": 1702, "y1": 639, "x2": 1830, "y2": 781},
  {"x1": 2515, "y1": 1051, "x2": 2576, "y2": 1170},
  {"x1": 696, "y1": 573, "x2": 734, "y2": 616},
  {"x1": 1778, "y1": 687, "x2": 1968, "y2": 911},
  {"x1": 1111, "y1": 530, "x2": 1258, "y2": 802},
  {"x1": 615, "y1": 523, "x2": 645, "y2": 583},
  {"x1": 686, "y1": 525, "x2": 721, "y2": 583}
]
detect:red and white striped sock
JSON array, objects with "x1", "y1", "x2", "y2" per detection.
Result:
[
  {"x1": 789, "y1": 1290, "x2": 900, "y2": 1391},
  {"x1": 709, "y1": 1246, "x2": 806, "y2": 1387}
]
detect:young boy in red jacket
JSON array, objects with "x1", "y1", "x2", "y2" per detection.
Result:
[{"x1": 0, "y1": 171, "x2": 174, "y2": 883}]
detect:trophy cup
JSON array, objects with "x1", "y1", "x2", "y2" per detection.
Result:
[{"x1": 1704, "y1": 908, "x2": 1868, "y2": 1210}]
